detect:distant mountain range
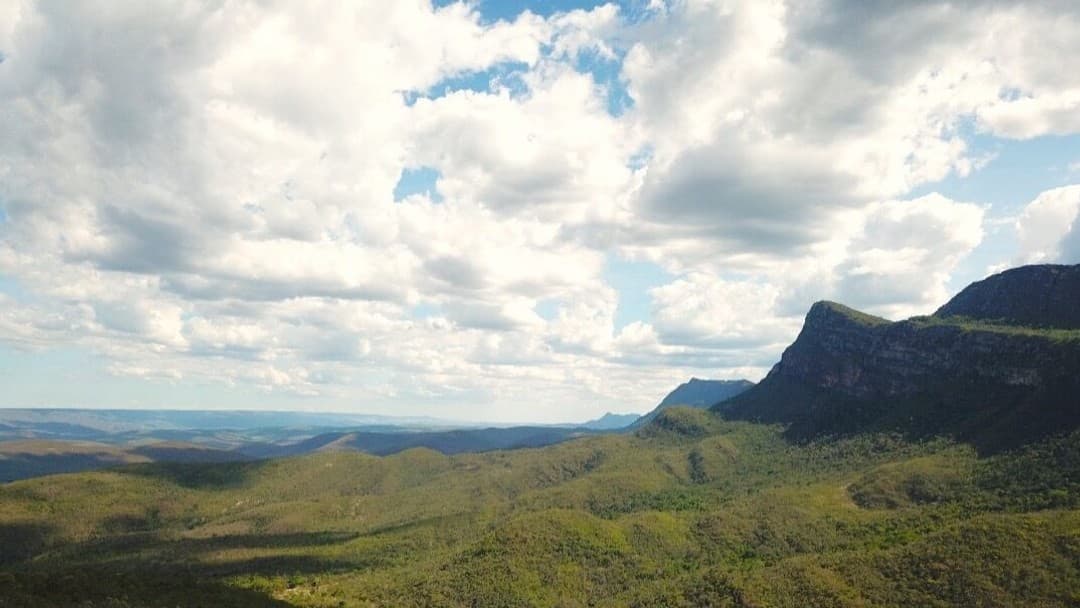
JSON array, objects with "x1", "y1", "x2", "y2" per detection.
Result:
[
  {"x1": 0, "y1": 409, "x2": 465, "y2": 438},
  {"x1": 577, "y1": 412, "x2": 641, "y2": 430},
  {"x1": 0, "y1": 381, "x2": 765, "y2": 481},
  {"x1": 1, "y1": 382, "x2": 765, "y2": 481}
]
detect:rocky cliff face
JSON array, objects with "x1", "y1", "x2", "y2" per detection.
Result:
[
  {"x1": 769, "y1": 301, "x2": 1077, "y2": 400},
  {"x1": 719, "y1": 265, "x2": 1080, "y2": 451},
  {"x1": 935, "y1": 264, "x2": 1080, "y2": 329}
]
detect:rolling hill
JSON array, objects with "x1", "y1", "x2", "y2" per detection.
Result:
[
  {"x1": 0, "y1": 412, "x2": 621, "y2": 482},
  {"x1": 236, "y1": 426, "x2": 597, "y2": 459}
]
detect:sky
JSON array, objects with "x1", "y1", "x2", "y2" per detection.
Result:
[{"x1": 1, "y1": 0, "x2": 1079, "y2": 423}]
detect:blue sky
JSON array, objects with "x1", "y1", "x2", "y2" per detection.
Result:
[
  {"x1": 911, "y1": 133, "x2": 1080, "y2": 290},
  {"x1": 0, "y1": 1, "x2": 1078, "y2": 422}
]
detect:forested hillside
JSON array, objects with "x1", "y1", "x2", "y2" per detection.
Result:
[{"x1": 2, "y1": 407, "x2": 1078, "y2": 607}]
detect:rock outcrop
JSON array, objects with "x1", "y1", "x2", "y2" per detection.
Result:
[
  {"x1": 718, "y1": 265, "x2": 1080, "y2": 451},
  {"x1": 766, "y1": 301, "x2": 1075, "y2": 399}
]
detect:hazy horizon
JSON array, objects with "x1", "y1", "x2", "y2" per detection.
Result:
[{"x1": 0, "y1": 403, "x2": 645, "y2": 426}]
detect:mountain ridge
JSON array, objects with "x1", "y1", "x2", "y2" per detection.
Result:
[
  {"x1": 717, "y1": 264, "x2": 1080, "y2": 451},
  {"x1": 935, "y1": 263, "x2": 1080, "y2": 329},
  {"x1": 631, "y1": 378, "x2": 754, "y2": 428},
  {"x1": 577, "y1": 412, "x2": 640, "y2": 430}
]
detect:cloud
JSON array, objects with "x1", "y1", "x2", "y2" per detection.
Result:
[
  {"x1": 620, "y1": 0, "x2": 1078, "y2": 273},
  {"x1": 648, "y1": 274, "x2": 795, "y2": 351},
  {"x1": 1015, "y1": 185, "x2": 1080, "y2": 264},
  {"x1": 635, "y1": 139, "x2": 864, "y2": 255},
  {"x1": 407, "y1": 66, "x2": 637, "y2": 223},
  {"x1": 92, "y1": 298, "x2": 186, "y2": 348},
  {"x1": 0, "y1": 1, "x2": 1078, "y2": 421},
  {"x1": 622, "y1": 192, "x2": 984, "y2": 371},
  {"x1": 829, "y1": 194, "x2": 985, "y2": 317}
]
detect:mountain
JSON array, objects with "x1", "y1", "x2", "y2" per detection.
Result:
[
  {"x1": 631, "y1": 378, "x2": 754, "y2": 427},
  {"x1": 0, "y1": 408, "x2": 618, "y2": 482},
  {"x1": 719, "y1": 264, "x2": 1080, "y2": 451},
  {"x1": 577, "y1": 412, "x2": 640, "y2": 430},
  {"x1": 0, "y1": 440, "x2": 248, "y2": 483},
  {"x1": 935, "y1": 263, "x2": 1080, "y2": 328},
  {"x1": 0, "y1": 408, "x2": 465, "y2": 438},
  {"x1": 0, "y1": 425, "x2": 602, "y2": 481}
]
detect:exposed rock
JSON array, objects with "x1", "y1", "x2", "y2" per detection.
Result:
[
  {"x1": 768, "y1": 300, "x2": 1075, "y2": 400},
  {"x1": 718, "y1": 265, "x2": 1080, "y2": 451}
]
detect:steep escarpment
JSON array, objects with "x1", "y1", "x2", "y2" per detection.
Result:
[
  {"x1": 764, "y1": 301, "x2": 1076, "y2": 400},
  {"x1": 718, "y1": 267, "x2": 1080, "y2": 451}
]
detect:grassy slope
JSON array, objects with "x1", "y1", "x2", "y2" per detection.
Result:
[
  {"x1": 827, "y1": 296, "x2": 1080, "y2": 341},
  {"x1": 911, "y1": 314, "x2": 1080, "y2": 342},
  {"x1": 818, "y1": 301, "x2": 892, "y2": 327},
  {"x1": 0, "y1": 407, "x2": 1078, "y2": 607}
]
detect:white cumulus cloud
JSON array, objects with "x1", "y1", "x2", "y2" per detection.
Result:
[{"x1": 0, "y1": 0, "x2": 1078, "y2": 421}]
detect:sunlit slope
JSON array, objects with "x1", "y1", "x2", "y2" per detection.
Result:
[{"x1": 2, "y1": 407, "x2": 1078, "y2": 607}]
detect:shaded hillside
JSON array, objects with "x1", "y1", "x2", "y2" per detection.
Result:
[
  {"x1": 0, "y1": 440, "x2": 247, "y2": 483},
  {"x1": 632, "y1": 378, "x2": 753, "y2": 428},
  {"x1": 1, "y1": 424, "x2": 607, "y2": 482},
  {"x1": 719, "y1": 267, "x2": 1080, "y2": 451},
  {"x1": 935, "y1": 263, "x2": 1080, "y2": 329},
  {"x1": 238, "y1": 426, "x2": 593, "y2": 459}
]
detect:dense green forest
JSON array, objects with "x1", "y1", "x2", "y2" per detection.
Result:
[{"x1": 1, "y1": 406, "x2": 1078, "y2": 607}]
